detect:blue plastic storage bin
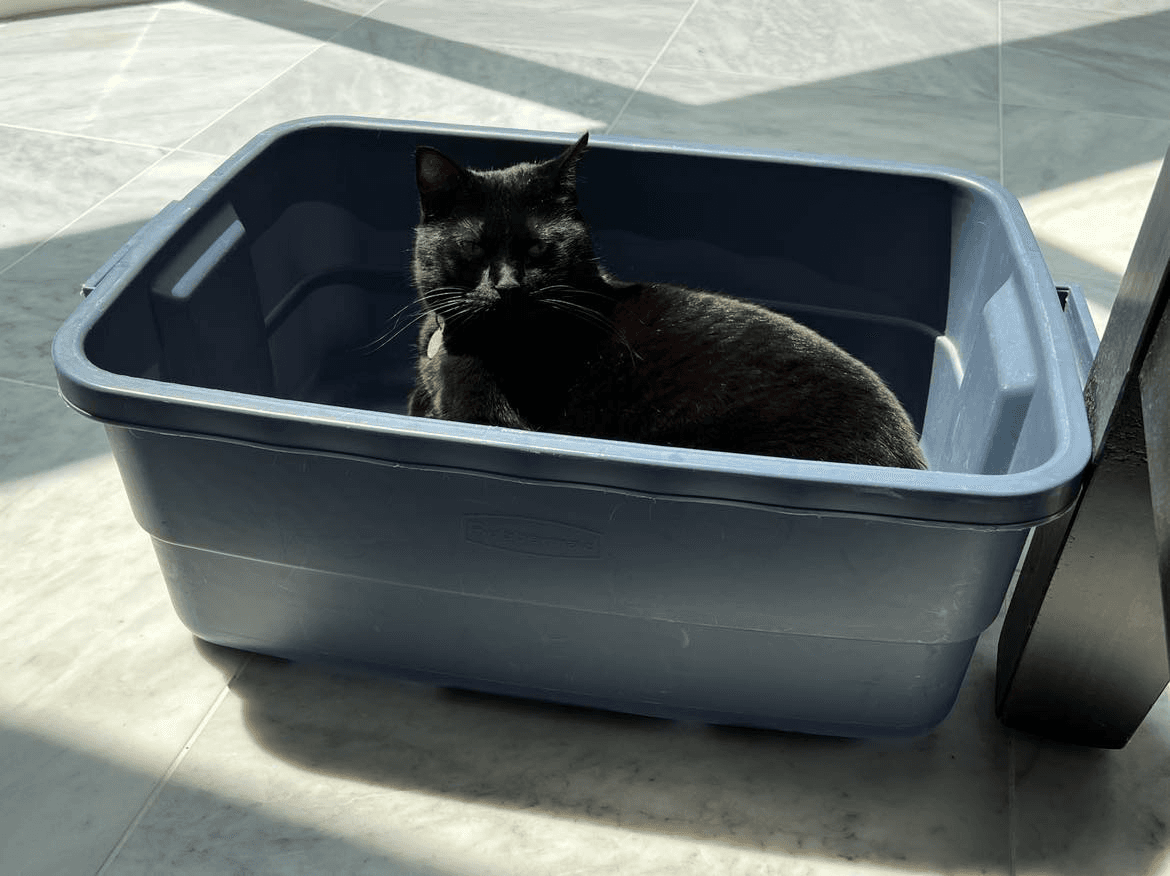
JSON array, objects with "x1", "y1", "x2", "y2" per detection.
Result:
[{"x1": 53, "y1": 118, "x2": 1094, "y2": 737}]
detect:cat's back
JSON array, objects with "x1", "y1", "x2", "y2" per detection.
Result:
[
  {"x1": 613, "y1": 283, "x2": 820, "y2": 367},
  {"x1": 563, "y1": 283, "x2": 927, "y2": 469}
]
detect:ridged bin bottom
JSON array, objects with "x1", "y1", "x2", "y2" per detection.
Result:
[{"x1": 155, "y1": 539, "x2": 978, "y2": 738}]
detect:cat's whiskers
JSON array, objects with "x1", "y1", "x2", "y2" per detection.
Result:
[
  {"x1": 540, "y1": 297, "x2": 608, "y2": 328},
  {"x1": 538, "y1": 290, "x2": 641, "y2": 364},
  {"x1": 538, "y1": 283, "x2": 610, "y2": 300},
  {"x1": 429, "y1": 287, "x2": 488, "y2": 331},
  {"x1": 353, "y1": 309, "x2": 432, "y2": 354},
  {"x1": 354, "y1": 287, "x2": 471, "y2": 354},
  {"x1": 534, "y1": 284, "x2": 609, "y2": 309},
  {"x1": 535, "y1": 285, "x2": 610, "y2": 327},
  {"x1": 352, "y1": 297, "x2": 427, "y2": 353}
]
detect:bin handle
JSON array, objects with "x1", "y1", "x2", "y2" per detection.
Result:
[
  {"x1": 1056, "y1": 283, "x2": 1099, "y2": 390},
  {"x1": 80, "y1": 200, "x2": 185, "y2": 298}
]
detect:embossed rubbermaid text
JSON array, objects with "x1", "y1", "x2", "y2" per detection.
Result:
[{"x1": 463, "y1": 516, "x2": 601, "y2": 558}]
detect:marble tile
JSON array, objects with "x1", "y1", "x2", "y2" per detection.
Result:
[
  {"x1": 201, "y1": 0, "x2": 386, "y2": 19},
  {"x1": 0, "y1": 125, "x2": 166, "y2": 271},
  {"x1": 185, "y1": 26, "x2": 641, "y2": 156},
  {"x1": 0, "y1": 379, "x2": 111, "y2": 487},
  {"x1": 0, "y1": 148, "x2": 226, "y2": 388},
  {"x1": 611, "y1": 66, "x2": 1001, "y2": 177},
  {"x1": 1003, "y1": 103, "x2": 1170, "y2": 333},
  {"x1": 361, "y1": 0, "x2": 693, "y2": 60},
  {"x1": 1002, "y1": 5, "x2": 1170, "y2": 120},
  {"x1": 0, "y1": 0, "x2": 353, "y2": 148},
  {"x1": 0, "y1": 452, "x2": 246, "y2": 876},
  {"x1": 1012, "y1": 691, "x2": 1170, "y2": 875},
  {"x1": 659, "y1": 0, "x2": 999, "y2": 102},
  {"x1": 0, "y1": 0, "x2": 156, "y2": 18},
  {"x1": 102, "y1": 767, "x2": 457, "y2": 876},
  {"x1": 1018, "y1": 154, "x2": 1160, "y2": 334},
  {"x1": 1001, "y1": 103, "x2": 1170, "y2": 198},
  {"x1": 102, "y1": 633, "x2": 1013, "y2": 874},
  {"x1": 0, "y1": 723, "x2": 164, "y2": 876}
]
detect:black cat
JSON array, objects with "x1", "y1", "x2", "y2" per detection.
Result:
[{"x1": 406, "y1": 133, "x2": 927, "y2": 470}]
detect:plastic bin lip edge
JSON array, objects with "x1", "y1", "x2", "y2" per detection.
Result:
[
  {"x1": 55, "y1": 340, "x2": 1085, "y2": 531},
  {"x1": 92, "y1": 411, "x2": 1076, "y2": 535}
]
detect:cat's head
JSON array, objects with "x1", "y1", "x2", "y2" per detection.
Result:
[{"x1": 411, "y1": 133, "x2": 608, "y2": 356}]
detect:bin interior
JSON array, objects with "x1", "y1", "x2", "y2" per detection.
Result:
[{"x1": 82, "y1": 123, "x2": 1061, "y2": 478}]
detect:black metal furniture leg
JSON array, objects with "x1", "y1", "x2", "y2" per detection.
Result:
[{"x1": 997, "y1": 146, "x2": 1170, "y2": 748}]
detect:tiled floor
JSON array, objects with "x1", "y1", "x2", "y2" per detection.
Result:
[{"x1": 2, "y1": 1, "x2": 1170, "y2": 873}]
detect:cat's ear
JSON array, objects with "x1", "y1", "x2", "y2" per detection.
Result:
[
  {"x1": 549, "y1": 132, "x2": 589, "y2": 193},
  {"x1": 415, "y1": 146, "x2": 465, "y2": 221}
]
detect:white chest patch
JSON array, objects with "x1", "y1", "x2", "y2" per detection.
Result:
[{"x1": 426, "y1": 324, "x2": 444, "y2": 359}]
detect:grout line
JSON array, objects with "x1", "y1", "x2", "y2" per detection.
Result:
[
  {"x1": 604, "y1": 0, "x2": 701, "y2": 135},
  {"x1": 84, "y1": 5, "x2": 162, "y2": 128},
  {"x1": 171, "y1": 0, "x2": 389, "y2": 154},
  {"x1": 171, "y1": 47, "x2": 324, "y2": 153},
  {"x1": 0, "y1": 120, "x2": 172, "y2": 153},
  {"x1": 0, "y1": 375, "x2": 59, "y2": 392},
  {"x1": 0, "y1": 147, "x2": 177, "y2": 281},
  {"x1": 0, "y1": 243, "x2": 37, "y2": 277},
  {"x1": 171, "y1": 144, "x2": 233, "y2": 160},
  {"x1": 998, "y1": 0, "x2": 1005, "y2": 186},
  {"x1": 0, "y1": 4, "x2": 362, "y2": 281},
  {"x1": 93, "y1": 655, "x2": 252, "y2": 876}
]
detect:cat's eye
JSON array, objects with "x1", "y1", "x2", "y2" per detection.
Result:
[
  {"x1": 459, "y1": 240, "x2": 485, "y2": 258},
  {"x1": 527, "y1": 241, "x2": 549, "y2": 259}
]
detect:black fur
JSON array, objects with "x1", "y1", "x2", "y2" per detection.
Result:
[{"x1": 407, "y1": 133, "x2": 927, "y2": 469}]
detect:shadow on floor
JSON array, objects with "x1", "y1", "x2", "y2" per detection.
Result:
[
  {"x1": 196, "y1": 631, "x2": 1170, "y2": 874},
  {"x1": 186, "y1": 632, "x2": 1117, "y2": 874},
  {"x1": 0, "y1": 219, "x2": 154, "y2": 484},
  {"x1": 199, "y1": 0, "x2": 1170, "y2": 193}
]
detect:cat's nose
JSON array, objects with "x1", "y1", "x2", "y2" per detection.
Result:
[{"x1": 493, "y1": 263, "x2": 522, "y2": 302}]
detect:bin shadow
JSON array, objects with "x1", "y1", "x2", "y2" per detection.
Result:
[{"x1": 192, "y1": 632, "x2": 1164, "y2": 874}]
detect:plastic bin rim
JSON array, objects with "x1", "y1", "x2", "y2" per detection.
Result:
[
  {"x1": 52, "y1": 355, "x2": 1086, "y2": 517},
  {"x1": 50, "y1": 116, "x2": 1092, "y2": 526}
]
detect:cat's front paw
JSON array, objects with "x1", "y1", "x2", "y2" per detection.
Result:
[{"x1": 407, "y1": 386, "x2": 435, "y2": 417}]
